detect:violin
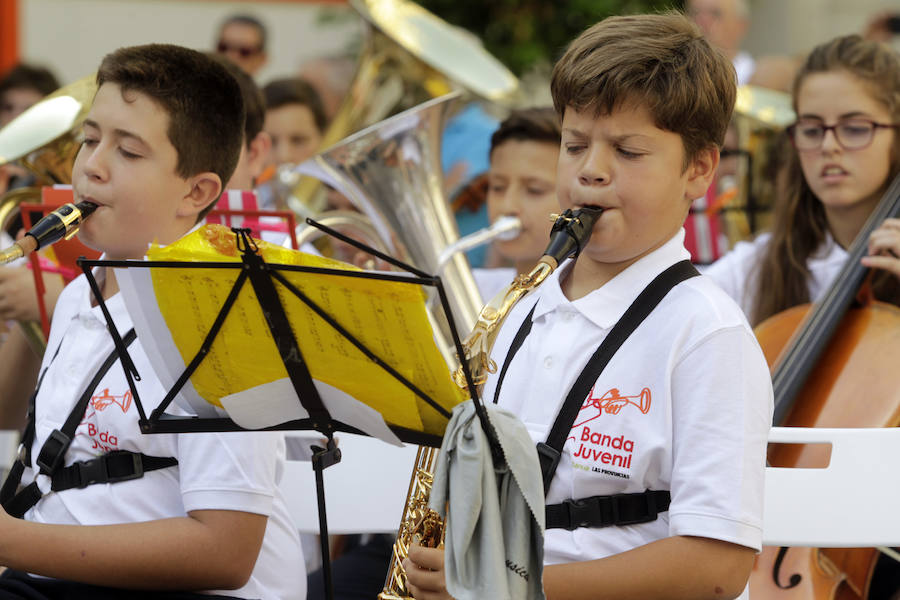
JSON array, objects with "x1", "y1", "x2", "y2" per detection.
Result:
[{"x1": 749, "y1": 172, "x2": 900, "y2": 599}]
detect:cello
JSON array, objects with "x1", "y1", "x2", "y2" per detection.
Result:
[{"x1": 749, "y1": 171, "x2": 900, "y2": 599}]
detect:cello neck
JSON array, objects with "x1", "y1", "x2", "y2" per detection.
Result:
[{"x1": 771, "y1": 171, "x2": 900, "y2": 425}]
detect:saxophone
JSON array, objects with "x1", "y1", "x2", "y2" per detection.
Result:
[{"x1": 379, "y1": 206, "x2": 603, "y2": 600}]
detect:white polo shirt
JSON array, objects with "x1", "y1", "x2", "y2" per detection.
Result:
[
  {"x1": 22, "y1": 269, "x2": 305, "y2": 600},
  {"x1": 473, "y1": 267, "x2": 516, "y2": 302},
  {"x1": 702, "y1": 232, "x2": 847, "y2": 318},
  {"x1": 482, "y1": 231, "x2": 773, "y2": 594}
]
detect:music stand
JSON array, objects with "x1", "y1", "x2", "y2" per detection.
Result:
[{"x1": 78, "y1": 223, "x2": 502, "y2": 600}]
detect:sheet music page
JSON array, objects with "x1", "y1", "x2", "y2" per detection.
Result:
[{"x1": 115, "y1": 224, "x2": 464, "y2": 440}]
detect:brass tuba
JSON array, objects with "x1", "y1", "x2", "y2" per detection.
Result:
[
  {"x1": 298, "y1": 92, "x2": 482, "y2": 340},
  {"x1": 0, "y1": 75, "x2": 96, "y2": 354},
  {"x1": 264, "y1": 0, "x2": 519, "y2": 217}
]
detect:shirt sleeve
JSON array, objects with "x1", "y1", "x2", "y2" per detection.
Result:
[
  {"x1": 667, "y1": 325, "x2": 773, "y2": 551},
  {"x1": 701, "y1": 236, "x2": 768, "y2": 317},
  {"x1": 176, "y1": 429, "x2": 285, "y2": 517}
]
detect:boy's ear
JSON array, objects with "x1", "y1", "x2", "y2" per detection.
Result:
[
  {"x1": 179, "y1": 172, "x2": 223, "y2": 218},
  {"x1": 684, "y1": 145, "x2": 720, "y2": 201},
  {"x1": 247, "y1": 131, "x2": 272, "y2": 181}
]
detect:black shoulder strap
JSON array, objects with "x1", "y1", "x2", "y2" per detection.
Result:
[
  {"x1": 537, "y1": 260, "x2": 699, "y2": 490},
  {"x1": 492, "y1": 302, "x2": 538, "y2": 405},
  {"x1": 0, "y1": 328, "x2": 174, "y2": 518},
  {"x1": 35, "y1": 328, "x2": 138, "y2": 475},
  {"x1": 0, "y1": 334, "x2": 67, "y2": 507}
]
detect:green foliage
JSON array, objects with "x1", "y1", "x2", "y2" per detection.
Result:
[{"x1": 418, "y1": 0, "x2": 685, "y2": 75}]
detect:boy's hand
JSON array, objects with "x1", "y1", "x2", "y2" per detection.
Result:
[
  {"x1": 861, "y1": 218, "x2": 900, "y2": 280},
  {"x1": 403, "y1": 543, "x2": 455, "y2": 600}
]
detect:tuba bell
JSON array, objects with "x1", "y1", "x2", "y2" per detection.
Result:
[
  {"x1": 0, "y1": 75, "x2": 97, "y2": 354},
  {"x1": 298, "y1": 92, "x2": 482, "y2": 340},
  {"x1": 263, "y1": 0, "x2": 519, "y2": 218}
]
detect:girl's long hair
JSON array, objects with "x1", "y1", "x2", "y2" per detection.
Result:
[{"x1": 750, "y1": 35, "x2": 900, "y2": 326}]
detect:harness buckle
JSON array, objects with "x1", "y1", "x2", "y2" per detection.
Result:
[
  {"x1": 536, "y1": 442, "x2": 561, "y2": 491},
  {"x1": 75, "y1": 452, "x2": 144, "y2": 488},
  {"x1": 35, "y1": 429, "x2": 72, "y2": 474},
  {"x1": 562, "y1": 497, "x2": 595, "y2": 530}
]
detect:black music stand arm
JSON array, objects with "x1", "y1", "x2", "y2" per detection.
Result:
[
  {"x1": 311, "y1": 438, "x2": 341, "y2": 600},
  {"x1": 236, "y1": 229, "x2": 339, "y2": 600}
]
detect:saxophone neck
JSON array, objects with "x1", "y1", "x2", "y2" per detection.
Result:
[
  {"x1": 452, "y1": 207, "x2": 603, "y2": 392},
  {"x1": 452, "y1": 260, "x2": 555, "y2": 390}
]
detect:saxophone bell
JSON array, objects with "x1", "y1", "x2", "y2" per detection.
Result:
[{"x1": 0, "y1": 201, "x2": 97, "y2": 265}]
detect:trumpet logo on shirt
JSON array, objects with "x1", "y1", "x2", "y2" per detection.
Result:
[
  {"x1": 91, "y1": 388, "x2": 133, "y2": 414},
  {"x1": 569, "y1": 386, "x2": 651, "y2": 477},
  {"x1": 577, "y1": 386, "x2": 651, "y2": 424}
]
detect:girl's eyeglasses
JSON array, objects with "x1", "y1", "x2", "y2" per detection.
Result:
[{"x1": 787, "y1": 118, "x2": 899, "y2": 151}]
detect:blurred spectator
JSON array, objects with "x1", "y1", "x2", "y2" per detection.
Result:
[
  {"x1": 0, "y1": 63, "x2": 59, "y2": 127},
  {"x1": 747, "y1": 54, "x2": 802, "y2": 93},
  {"x1": 215, "y1": 14, "x2": 268, "y2": 77},
  {"x1": 298, "y1": 55, "x2": 356, "y2": 122},
  {"x1": 686, "y1": 0, "x2": 754, "y2": 84},
  {"x1": 262, "y1": 77, "x2": 327, "y2": 168},
  {"x1": 863, "y1": 12, "x2": 900, "y2": 44}
]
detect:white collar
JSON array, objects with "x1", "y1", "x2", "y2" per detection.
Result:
[{"x1": 534, "y1": 229, "x2": 691, "y2": 329}]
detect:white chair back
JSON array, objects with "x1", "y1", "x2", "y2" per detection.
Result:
[
  {"x1": 281, "y1": 432, "x2": 419, "y2": 535},
  {"x1": 763, "y1": 427, "x2": 900, "y2": 547}
]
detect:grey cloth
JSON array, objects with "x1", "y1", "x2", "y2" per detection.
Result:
[{"x1": 428, "y1": 400, "x2": 546, "y2": 600}]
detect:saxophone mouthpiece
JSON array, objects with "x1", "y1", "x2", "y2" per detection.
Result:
[
  {"x1": 541, "y1": 206, "x2": 604, "y2": 267},
  {"x1": 0, "y1": 201, "x2": 97, "y2": 265}
]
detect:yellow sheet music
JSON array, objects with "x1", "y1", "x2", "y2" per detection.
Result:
[{"x1": 145, "y1": 225, "x2": 464, "y2": 436}]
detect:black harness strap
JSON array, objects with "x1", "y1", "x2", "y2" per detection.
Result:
[
  {"x1": 0, "y1": 340, "x2": 62, "y2": 510},
  {"x1": 492, "y1": 303, "x2": 537, "y2": 406},
  {"x1": 36, "y1": 329, "x2": 138, "y2": 475},
  {"x1": 1, "y1": 328, "x2": 177, "y2": 519},
  {"x1": 493, "y1": 260, "x2": 699, "y2": 531},
  {"x1": 545, "y1": 490, "x2": 671, "y2": 530}
]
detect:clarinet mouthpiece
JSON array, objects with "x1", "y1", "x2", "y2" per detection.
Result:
[
  {"x1": 0, "y1": 201, "x2": 97, "y2": 264},
  {"x1": 541, "y1": 207, "x2": 604, "y2": 266}
]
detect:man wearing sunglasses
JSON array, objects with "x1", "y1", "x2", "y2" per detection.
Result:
[{"x1": 215, "y1": 14, "x2": 268, "y2": 77}]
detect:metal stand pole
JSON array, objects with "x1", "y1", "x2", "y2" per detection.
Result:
[{"x1": 311, "y1": 438, "x2": 341, "y2": 600}]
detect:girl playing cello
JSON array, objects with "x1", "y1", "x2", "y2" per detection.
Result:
[
  {"x1": 706, "y1": 34, "x2": 900, "y2": 321},
  {"x1": 705, "y1": 34, "x2": 900, "y2": 599}
]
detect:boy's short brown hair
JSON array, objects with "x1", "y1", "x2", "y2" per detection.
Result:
[
  {"x1": 97, "y1": 44, "x2": 244, "y2": 210},
  {"x1": 490, "y1": 107, "x2": 561, "y2": 157},
  {"x1": 551, "y1": 12, "x2": 735, "y2": 166},
  {"x1": 262, "y1": 77, "x2": 328, "y2": 134},
  {"x1": 208, "y1": 53, "x2": 265, "y2": 148}
]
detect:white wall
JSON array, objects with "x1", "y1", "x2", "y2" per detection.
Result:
[{"x1": 21, "y1": 0, "x2": 364, "y2": 85}]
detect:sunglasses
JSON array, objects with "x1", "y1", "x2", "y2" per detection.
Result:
[{"x1": 216, "y1": 41, "x2": 263, "y2": 59}]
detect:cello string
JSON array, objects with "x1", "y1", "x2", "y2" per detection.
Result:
[{"x1": 771, "y1": 171, "x2": 900, "y2": 414}]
